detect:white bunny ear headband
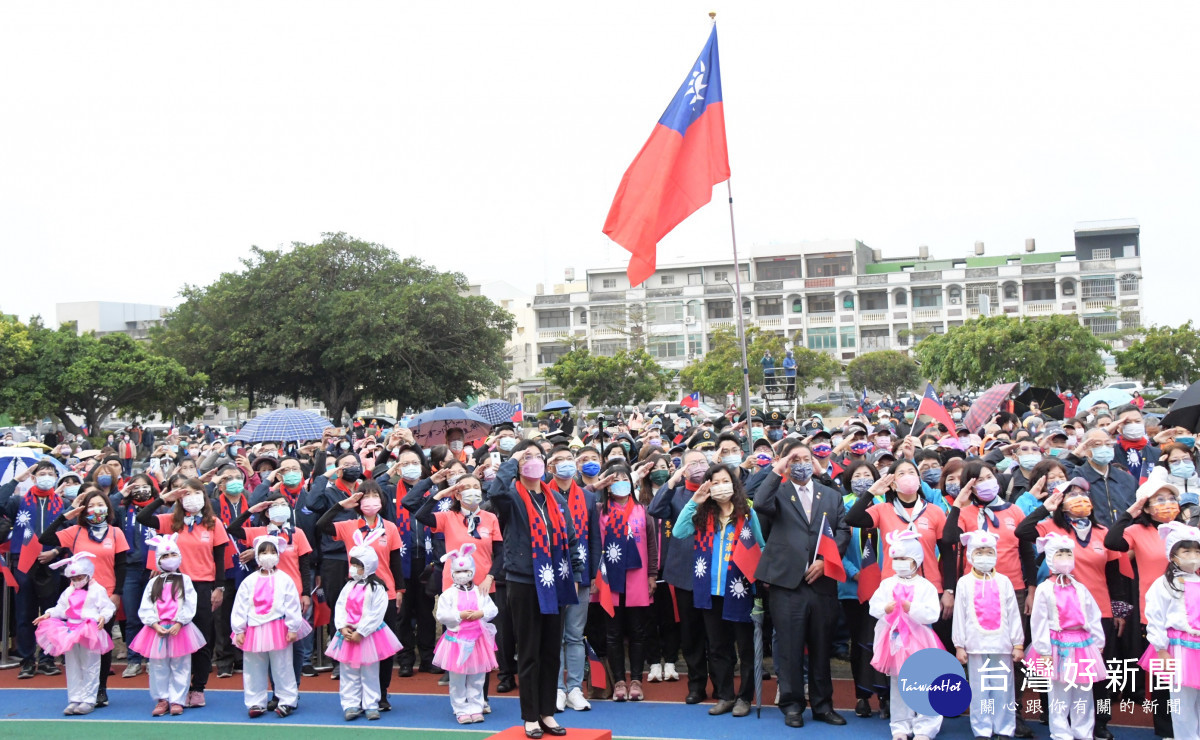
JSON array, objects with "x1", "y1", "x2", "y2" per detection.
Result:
[
  {"x1": 350, "y1": 529, "x2": 382, "y2": 554},
  {"x1": 440, "y1": 543, "x2": 477, "y2": 569},
  {"x1": 253, "y1": 533, "x2": 289, "y2": 555},
  {"x1": 51, "y1": 551, "x2": 96, "y2": 578}
]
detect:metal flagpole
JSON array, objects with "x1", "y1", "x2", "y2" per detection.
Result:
[{"x1": 727, "y1": 178, "x2": 753, "y2": 455}]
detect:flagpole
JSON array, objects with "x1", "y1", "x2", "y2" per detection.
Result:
[{"x1": 811, "y1": 511, "x2": 827, "y2": 569}]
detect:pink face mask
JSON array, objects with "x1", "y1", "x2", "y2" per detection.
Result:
[
  {"x1": 895, "y1": 474, "x2": 921, "y2": 497},
  {"x1": 359, "y1": 498, "x2": 382, "y2": 517},
  {"x1": 520, "y1": 458, "x2": 546, "y2": 479}
]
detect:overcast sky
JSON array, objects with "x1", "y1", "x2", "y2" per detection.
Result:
[{"x1": 2, "y1": 2, "x2": 1196, "y2": 327}]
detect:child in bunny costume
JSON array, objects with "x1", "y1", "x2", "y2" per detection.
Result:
[
  {"x1": 433, "y1": 543, "x2": 499, "y2": 724},
  {"x1": 325, "y1": 529, "x2": 403, "y2": 721},
  {"x1": 231, "y1": 534, "x2": 312, "y2": 718},
  {"x1": 1141, "y1": 522, "x2": 1200, "y2": 740},
  {"x1": 33, "y1": 552, "x2": 116, "y2": 715},
  {"x1": 129, "y1": 533, "x2": 206, "y2": 716}
]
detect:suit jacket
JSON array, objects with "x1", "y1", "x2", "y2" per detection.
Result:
[{"x1": 753, "y1": 472, "x2": 850, "y2": 594}]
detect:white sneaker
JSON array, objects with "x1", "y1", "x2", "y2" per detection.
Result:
[
  {"x1": 556, "y1": 689, "x2": 566, "y2": 712},
  {"x1": 565, "y1": 688, "x2": 591, "y2": 711},
  {"x1": 647, "y1": 663, "x2": 663, "y2": 683},
  {"x1": 663, "y1": 663, "x2": 679, "y2": 681}
]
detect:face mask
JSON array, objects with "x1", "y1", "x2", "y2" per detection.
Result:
[
  {"x1": 1065, "y1": 498, "x2": 1093, "y2": 518},
  {"x1": 1052, "y1": 556, "x2": 1074, "y2": 575},
  {"x1": 649, "y1": 438, "x2": 663, "y2": 447},
  {"x1": 702, "y1": 450, "x2": 717, "y2": 464},
  {"x1": 608, "y1": 453, "x2": 625, "y2": 462},
  {"x1": 620, "y1": 443, "x2": 631, "y2": 455},
  {"x1": 709, "y1": 483, "x2": 734, "y2": 502},
  {"x1": 1151, "y1": 501, "x2": 1180, "y2": 523},
  {"x1": 498, "y1": 437, "x2": 518, "y2": 452},
  {"x1": 878, "y1": 466, "x2": 890, "y2": 476},
  {"x1": 342, "y1": 465, "x2": 363, "y2": 483},
  {"x1": 159, "y1": 555, "x2": 181, "y2": 572},
  {"x1": 610, "y1": 480, "x2": 632, "y2": 498},
  {"x1": 1018, "y1": 453, "x2": 1041, "y2": 471},
  {"x1": 904, "y1": 412, "x2": 915, "y2": 421},
  {"x1": 768, "y1": 429, "x2": 784, "y2": 442},
  {"x1": 893, "y1": 559, "x2": 916, "y2": 577},
  {"x1": 996, "y1": 457, "x2": 1014, "y2": 472},
  {"x1": 790, "y1": 462, "x2": 813, "y2": 482},
  {"x1": 1176, "y1": 555, "x2": 1200, "y2": 574},
  {"x1": 1091, "y1": 447, "x2": 1114, "y2": 465},
  {"x1": 359, "y1": 498, "x2": 382, "y2": 517},
  {"x1": 851, "y1": 477, "x2": 874, "y2": 495},
  {"x1": 972, "y1": 554, "x2": 996, "y2": 573},
  {"x1": 580, "y1": 461, "x2": 601, "y2": 477},
  {"x1": 686, "y1": 463, "x2": 708, "y2": 484},
  {"x1": 650, "y1": 469, "x2": 670, "y2": 486},
  {"x1": 750, "y1": 428, "x2": 765, "y2": 441},
  {"x1": 225, "y1": 480, "x2": 244, "y2": 495},
  {"x1": 481, "y1": 466, "x2": 496, "y2": 481},
  {"x1": 349, "y1": 567, "x2": 366, "y2": 582},
  {"x1": 268, "y1": 504, "x2": 291, "y2": 523},
  {"x1": 944, "y1": 481, "x2": 961, "y2": 498},
  {"x1": 86, "y1": 506, "x2": 108, "y2": 524},
  {"x1": 182, "y1": 493, "x2": 205, "y2": 513},
  {"x1": 449, "y1": 440, "x2": 464, "y2": 453},
  {"x1": 831, "y1": 435, "x2": 844, "y2": 447},
  {"x1": 1047, "y1": 447, "x2": 1067, "y2": 458},
  {"x1": 520, "y1": 458, "x2": 545, "y2": 479},
  {"x1": 811, "y1": 443, "x2": 832, "y2": 458},
  {"x1": 71, "y1": 576, "x2": 90, "y2": 590},
  {"x1": 974, "y1": 478, "x2": 1000, "y2": 502},
  {"x1": 875, "y1": 437, "x2": 893, "y2": 452},
  {"x1": 35, "y1": 475, "x2": 56, "y2": 491},
  {"x1": 64, "y1": 484, "x2": 80, "y2": 498},
  {"x1": 98, "y1": 474, "x2": 113, "y2": 487},
  {"x1": 952, "y1": 412, "x2": 963, "y2": 421},
  {"x1": 460, "y1": 489, "x2": 483, "y2": 508},
  {"x1": 257, "y1": 553, "x2": 279, "y2": 570},
  {"x1": 400, "y1": 464, "x2": 421, "y2": 481},
  {"x1": 895, "y1": 474, "x2": 921, "y2": 497},
  {"x1": 1122, "y1": 423, "x2": 1146, "y2": 441},
  {"x1": 555, "y1": 461, "x2": 577, "y2": 479},
  {"x1": 1172, "y1": 461, "x2": 1196, "y2": 479},
  {"x1": 720, "y1": 454, "x2": 742, "y2": 467},
  {"x1": 340, "y1": 441, "x2": 351, "y2": 450},
  {"x1": 850, "y1": 442, "x2": 873, "y2": 456},
  {"x1": 452, "y1": 570, "x2": 473, "y2": 586},
  {"x1": 282, "y1": 470, "x2": 303, "y2": 487},
  {"x1": 921, "y1": 468, "x2": 941, "y2": 485},
  {"x1": 1177, "y1": 436, "x2": 1197, "y2": 450}
]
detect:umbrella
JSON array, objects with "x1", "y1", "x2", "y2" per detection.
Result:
[
  {"x1": 470, "y1": 399, "x2": 518, "y2": 426},
  {"x1": 752, "y1": 596, "x2": 764, "y2": 718},
  {"x1": 0, "y1": 448, "x2": 67, "y2": 487},
  {"x1": 962, "y1": 382, "x2": 1018, "y2": 434},
  {"x1": 445, "y1": 400, "x2": 467, "y2": 409},
  {"x1": 15, "y1": 441, "x2": 52, "y2": 450},
  {"x1": 230, "y1": 408, "x2": 333, "y2": 443},
  {"x1": 407, "y1": 407, "x2": 492, "y2": 446},
  {"x1": 1154, "y1": 389, "x2": 1183, "y2": 407},
  {"x1": 542, "y1": 400, "x2": 573, "y2": 412},
  {"x1": 1013, "y1": 387, "x2": 1064, "y2": 420},
  {"x1": 1078, "y1": 388, "x2": 1133, "y2": 411},
  {"x1": 1161, "y1": 381, "x2": 1200, "y2": 432},
  {"x1": 76, "y1": 449, "x2": 104, "y2": 460}
]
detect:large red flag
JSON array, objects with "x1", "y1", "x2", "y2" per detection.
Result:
[{"x1": 603, "y1": 27, "x2": 730, "y2": 287}]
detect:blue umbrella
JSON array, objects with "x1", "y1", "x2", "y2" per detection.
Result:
[
  {"x1": 0, "y1": 448, "x2": 67, "y2": 487},
  {"x1": 470, "y1": 399, "x2": 518, "y2": 426},
  {"x1": 231, "y1": 408, "x2": 333, "y2": 443},
  {"x1": 542, "y1": 400, "x2": 573, "y2": 412},
  {"x1": 408, "y1": 407, "x2": 492, "y2": 446},
  {"x1": 1078, "y1": 388, "x2": 1133, "y2": 410}
]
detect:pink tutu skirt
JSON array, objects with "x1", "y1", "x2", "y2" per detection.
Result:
[
  {"x1": 36, "y1": 618, "x2": 114, "y2": 657},
  {"x1": 128, "y1": 621, "x2": 207, "y2": 659},
  {"x1": 870, "y1": 619, "x2": 942, "y2": 676},
  {"x1": 324, "y1": 625, "x2": 402, "y2": 669},
  {"x1": 432, "y1": 623, "x2": 498, "y2": 675},
  {"x1": 1025, "y1": 628, "x2": 1107, "y2": 686},
  {"x1": 236, "y1": 618, "x2": 313, "y2": 653},
  {"x1": 1138, "y1": 629, "x2": 1200, "y2": 690}
]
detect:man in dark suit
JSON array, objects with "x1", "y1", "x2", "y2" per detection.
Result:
[{"x1": 754, "y1": 444, "x2": 850, "y2": 729}]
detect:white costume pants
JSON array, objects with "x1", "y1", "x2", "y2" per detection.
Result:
[
  {"x1": 968, "y1": 653, "x2": 1016, "y2": 738},
  {"x1": 149, "y1": 655, "x2": 192, "y2": 706},
  {"x1": 1170, "y1": 686, "x2": 1200, "y2": 740},
  {"x1": 889, "y1": 673, "x2": 942, "y2": 738},
  {"x1": 450, "y1": 672, "x2": 486, "y2": 717},
  {"x1": 338, "y1": 661, "x2": 380, "y2": 711},
  {"x1": 65, "y1": 643, "x2": 101, "y2": 705},
  {"x1": 1047, "y1": 680, "x2": 1093, "y2": 740},
  {"x1": 243, "y1": 649, "x2": 297, "y2": 708}
]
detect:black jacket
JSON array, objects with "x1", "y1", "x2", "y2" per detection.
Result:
[
  {"x1": 752, "y1": 473, "x2": 849, "y2": 594},
  {"x1": 647, "y1": 481, "x2": 696, "y2": 590},
  {"x1": 485, "y1": 456, "x2": 582, "y2": 586}
]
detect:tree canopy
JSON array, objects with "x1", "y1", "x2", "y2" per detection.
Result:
[
  {"x1": 543, "y1": 348, "x2": 670, "y2": 408},
  {"x1": 1116, "y1": 322, "x2": 1200, "y2": 386},
  {"x1": 846, "y1": 350, "x2": 921, "y2": 399},
  {"x1": 913, "y1": 314, "x2": 1106, "y2": 391},
  {"x1": 154, "y1": 233, "x2": 514, "y2": 422},
  {"x1": 680, "y1": 326, "x2": 839, "y2": 401}
]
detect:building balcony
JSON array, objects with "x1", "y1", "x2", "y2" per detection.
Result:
[
  {"x1": 805, "y1": 278, "x2": 835, "y2": 289},
  {"x1": 913, "y1": 308, "x2": 944, "y2": 320},
  {"x1": 590, "y1": 327, "x2": 625, "y2": 337},
  {"x1": 860, "y1": 310, "x2": 889, "y2": 323},
  {"x1": 857, "y1": 274, "x2": 889, "y2": 286},
  {"x1": 1024, "y1": 301, "x2": 1055, "y2": 314},
  {"x1": 533, "y1": 294, "x2": 571, "y2": 305},
  {"x1": 708, "y1": 319, "x2": 735, "y2": 329},
  {"x1": 908, "y1": 271, "x2": 942, "y2": 283},
  {"x1": 807, "y1": 315, "x2": 834, "y2": 326},
  {"x1": 537, "y1": 329, "x2": 570, "y2": 340},
  {"x1": 756, "y1": 317, "x2": 783, "y2": 328},
  {"x1": 1084, "y1": 299, "x2": 1117, "y2": 312},
  {"x1": 861, "y1": 338, "x2": 892, "y2": 351}
]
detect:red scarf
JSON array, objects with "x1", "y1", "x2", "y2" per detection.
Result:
[
  {"x1": 515, "y1": 479, "x2": 568, "y2": 552},
  {"x1": 553, "y1": 478, "x2": 588, "y2": 548},
  {"x1": 1120, "y1": 436, "x2": 1149, "y2": 452},
  {"x1": 217, "y1": 494, "x2": 243, "y2": 526},
  {"x1": 279, "y1": 484, "x2": 303, "y2": 510},
  {"x1": 334, "y1": 478, "x2": 357, "y2": 498}
]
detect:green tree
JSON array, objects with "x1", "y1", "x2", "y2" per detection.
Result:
[
  {"x1": 154, "y1": 233, "x2": 515, "y2": 423},
  {"x1": 914, "y1": 314, "x2": 1106, "y2": 390},
  {"x1": 846, "y1": 350, "x2": 921, "y2": 399},
  {"x1": 0, "y1": 320, "x2": 208, "y2": 435},
  {"x1": 543, "y1": 348, "x2": 670, "y2": 407},
  {"x1": 680, "y1": 326, "x2": 838, "y2": 401},
  {"x1": 1116, "y1": 322, "x2": 1200, "y2": 386},
  {"x1": 0, "y1": 316, "x2": 32, "y2": 384}
]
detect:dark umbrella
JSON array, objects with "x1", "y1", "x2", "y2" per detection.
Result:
[
  {"x1": 1014, "y1": 387, "x2": 1064, "y2": 420},
  {"x1": 1154, "y1": 389, "x2": 1183, "y2": 408},
  {"x1": 1161, "y1": 381, "x2": 1200, "y2": 432},
  {"x1": 543, "y1": 400, "x2": 573, "y2": 412},
  {"x1": 962, "y1": 382, "x2": 1018, "y2": 434},
  {"x1": 752, "y1": 596, "x2": 764, "y2": 717}
]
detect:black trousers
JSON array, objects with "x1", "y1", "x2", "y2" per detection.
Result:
[
  {"x1": 494, "y1": 582, "x2": 518, "y2": 680},
  {"x1": 190, "y1": 581, "x2": 215, "y2": 692},
  {"x1": 841, "y1": 598, "x2": 887, "y2": 700},
  {"x1": 98, "y1": 615, "x2": 116, "y2": 693},
  {"x1": 701, "y1": 599, "x2": 754, "y2": 702},
  {"x1": 644, "y1": 583, "x2": 681, "y2": 668},
  {"x1": 770, "y1": 583, "x2": 837, "y2": 716},
  {"x1": 508, "y1": 581, "x2": 563, "y2": 722},
  {"x1": 606, "y1": 601, "x2": 648, "y2": 682},
  {"x1": 396, "y1": 566, "x2": 435, "y2": 669},
  {"x1": 319, "y1": 557, "x2": 348, "y2": 666},
  {"x1": 379, "y1": 599, "x2": 397, "y2": 696},
  {"x1": 213, "y1": 576, "x2": 242, "y2": 670},
  {"x1": 675, "y1": 587, "x2": 711, "y2": 695}
]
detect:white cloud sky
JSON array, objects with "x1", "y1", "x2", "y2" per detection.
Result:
[{"x1": 2, "y1": 1, "x2": 1195, "y2": 326}]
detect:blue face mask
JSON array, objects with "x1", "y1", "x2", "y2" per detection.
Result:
[
  {"x1": 790, "y1": 463, "x2": 813, "y2": 482},
  {"x1": 671, "y1": 457, "x2": 682, "y2": 470},
  {"x1": 1171, "y1": 461, "x2": 1196, "y2": 479},
  {"x1": 97, "y1": 474, "x2": 113, "y2": 487},
  {"x1": 1091, "y1": 447, "x2": 1114, "y2": 465},
  {"x1": 768, "y1": 429, "x2": 783, "y2": 442},
  {"x1": 1018, "y1": 453, "x2": 1042, "y2": 471},
  {"x1": 555, "y1": 461, "x2": 577, "y2": 479},
  {"x1": 851, "y1": 478, "x2": 873, "y2": 495},
  {"x1": 944, "y1": 481, "x2": 961, "y2": 497},
  {"x1": 610, "y1": 480, "x2": 632, "y2": 497},
  {"x1": 580, "y1": 461, "x2": 602, "y2": 477},
  {"x1": 64, "y1": 484, "x2": 80, "y2": 499},
  {"x1": 1178, "y1": 437, "x2": 1197, "y2": 450},
  {"x1": 921, "y1": 468, "x2": 941, "y2": 485},
  {"x1": 750, "y1": 428, "x2": 765, "y2": 441},
  {"x1": 1048, "y1": 447, "x2": 1067, "y2": 458}
]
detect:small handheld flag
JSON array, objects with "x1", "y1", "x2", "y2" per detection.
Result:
[
  {"x1": 680, "y1": 392, "x2": 700, "y2": 408},
  {"x1": 17, "y1": 541, "x2": 42, "y2": 574},
  {"x1": 856, "y1": 531, "x2": 882, "y2": 603},
  {"x1": 916, "y1": 382, "x2": 956, "y2": 433},
  {"x1": 812, "y1": 512, "x2": 847, "y2": 583},
  {"x1": 596, "y1": 563, "x2": 615, "y2": 618},
  {"x1": 585, "y1": 638, "x2": 608, "y2": 691},
  {"x1": 731, "y1": 521, "x2": 762, "y2": 583},
  {"x1": 512, "y1": 403, "x2": 524, "y2": 423}
]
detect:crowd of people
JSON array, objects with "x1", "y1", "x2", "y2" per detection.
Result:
[{"x1": 3, "y1": 393, "x2": 1200, "y2": 739}]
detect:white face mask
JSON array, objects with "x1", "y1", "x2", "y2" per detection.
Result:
[
  {"x1": 182, "y1": 493, "x2": 205, "y2": 513},
  {"x1": 709, "y1": 483, "x2": 734, "y2": 502},
  {"x1": 972, "y1": 555, "x2": 997, "y2": 573},
  {"x1": 452, "y1": 570, "x2": 473, "y2": 586},
  {"x1": 257, "y1": 553, "x2": 279, "y2": 570},
  {"x1": 460, "y1": 489, "x2": 483, "y2": 509},
  {"x1": 349, "y1": 567, "x2": 366, "y2": 582},
  {"x1": 1176, "y1": 555, "x2": 1200, "y2": 574},
  {"x1": 893, "y1": 559, "x2": 917, "y2": 578},
  {"x1": 268, "y1": 505, "x2": 291, "y2": 524},
  {"x1": 159, "y1": 555, "x2": 182, "y2": 572}
]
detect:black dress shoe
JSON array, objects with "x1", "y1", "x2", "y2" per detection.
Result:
[
  {"x1": 523, "y1": 725, "x2": 543, "y2": 739},
  {"x1": 398, "y1": 665, "x2": 414, "y2": 678},
  {"x1": 784, "y1": 712, "x2": 804, "y2": 728},
  {"x1": 538, "y1": 720, "x2": 567, "y2": 737},
  {"x1": 855, "y1": 698, "x2": 872, "y2": 718},
  {"x1": 1094, "y1": 725, "x2": 1113, "y2": 740},
  {"x1": 95, "y1": 688, "x2": 108, "y2": 708},
  {"x1": 812, "y1": 710, "x2": 847, "y2": 725},
  {"x1": 708, "y1": 699, "x2": 736, "y2": 716},
  {"x1": 684, "y1": 691, "x2": 707, "y2": 704},
  {"x1": 496, "y1": 677, "x2": 517, "y2": 693},
  {"x1": 1014, "y1": 716, "x2": 1034, "y2": 738}
]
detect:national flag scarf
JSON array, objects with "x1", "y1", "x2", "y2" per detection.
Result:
[
  {"x1": 217, "y1": 494, "x2": 243, "y2": 527},
  {"x1": 1120, "y1": 437, "x2": 1150, "y2": 481},
  {"x1": 554, "y1": 478, "x2": 590, "y2": 584},
  {"x1": 602, "y1": 498, "x2": 642, "y2": 594},
  {"x1": 691, "y1": 513, "x2": 753, "y2": 623},
  {"x1": 391, "y1": 481, "x2": 413, "y2": 578},
  {"x1": 515, "y1": 480, "x2": 577, "y2": 614},
  {"x1": 279, "y1": 484, "x2": 303, "y2": 510}
]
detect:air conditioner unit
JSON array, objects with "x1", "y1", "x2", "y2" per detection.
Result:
[
  {"x1": 950, "y1": 297, "x2": 961, "y2": 305},
  {"x1": 684, "y1": 316, "x2": 697, "y2": 325}
]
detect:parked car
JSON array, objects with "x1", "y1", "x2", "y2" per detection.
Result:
[{"x1": 1104, "y1": 381, "x2": 1145, "y2": 393}]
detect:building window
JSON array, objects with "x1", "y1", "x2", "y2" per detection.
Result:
[
  {"x1": 757, "y1": 259, "x2": 804, "y2": 281},
  {"x1": 1084, "y1": 316, "x2": 1118, "y2": 336},
  {"x1": 808, "y1": 294, "x2": 835, "y2": 313},
  {"x1": 807, "y1": 327, "x2": 837, "y2": 350},
  {"x1": 602, "y1": 278, "x2": 617, "y2": 289},
  {"x1": 1081, "y1": 277, "x2": 1116, "y2": 302},
  {"x1": 912, "y1": 287, "x2": 942, "y2": 308},
  {"x1": 714, "y1": 270, "x2": 729, "y2": 283},
  {"x1": 742, "y1": 298, "x2": 751, "y2": 316},
  {"x1": 579, "y1": 309, "x2": 587, "y2": 325},
  {"x1": 688, "y1": 336, "x2": 703, "y2": 358},
  {"x1": 860, "y1": 291, "x2": 888, "y2": 310},
  {"x1": 1061, "y1": 280, "x2": 1076, "y2": 297},
  {"x1": 647, "y1": 303, "x2": 683, "y2": 323},
  {"x1": 791, "y1": 298, "x2": 803, "y2": 313},
  {"x1": 707, "y1": 300, "x2": 733, "y2": 319},
  {"x1": 686, "y1": 301, "x2": 701, "y2": 320},
  {"x1": 647, "y1": 335, "x2": 685, "y2": 359},
  {"x1": 592, "y1": 307, "x2": 625, "y2": 326},
  {"x1": 894, "y1": 291, "x2": 907, "y2": 306},
  {"x1": 538, "y1": 344, "x2": 569, "y2": 364},
  {"x1": 688, "y1": 272, "x2": 702, "y2": 286},
  {"x1": 756, "y1": 296, "x2": 783, "y2": 316},
  {"x1": 740, "y1": 268, "x2": 751, "y2": 284},
  {"x1": 805, "y1": 256, "x2": 853, "y2": 277},
  {"x1": 1003, "y1": 283, "x2": 1019, "y2": 301},
  {"x1": 839, "y1": 326, "x2": 856, "y2": 348},
  {"x1": 1091, "y1": 248, "x2": 1111, "y2": 260},
  {"x1": 1123, "y1": 312, "x2": 1141, "y2": 330},
  {"x1": 660, "y1": 275, "x2": 675, "y2": 286},
  {"x1": 947, "y1": 287, "x2": 962, "y2": 305},
  {"x1": 537, "y1": 309, "x2": 570, "y2": 329},
  {"x1": 1022, "y1": 281, "x2": 1056, "y2": 302},
  {"x1": 593, "y1": 340, "x2": 626, "y2": 357},
  {"x1": 1120, "y1": 273, "x2": 1139, "y2": 293},
  {"x1": 966, "y1": 283, "x2": 998, "y2": 307},
  {"x1": 861, "y1": 328, "x2": 889, "y2": 350},
  {"x1": 842, "y1": 295, "x2": 855, "y2": 310}
]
